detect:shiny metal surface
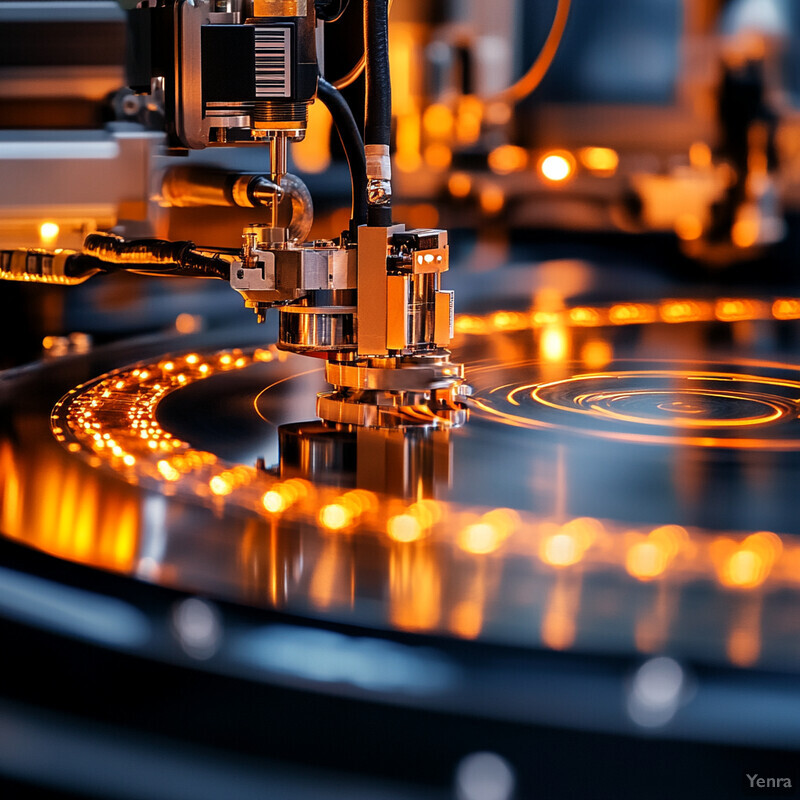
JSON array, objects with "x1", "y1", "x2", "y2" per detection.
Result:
[{"x1": 4, "y1": 284, "x2": 800, "y2": 677}]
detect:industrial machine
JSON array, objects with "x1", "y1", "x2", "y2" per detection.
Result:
[{"x1": 4, "y1": 2, "x2": 800, "y2": 799}]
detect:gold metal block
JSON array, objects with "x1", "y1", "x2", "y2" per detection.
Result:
[
  {"x1": 411, "y1": 247, "x2": 449, "y2": 274},
  {"x1": 357, "y1": 224, "x2": 404, "y2": 356},
  {"x1": 253, "y1": 0, "x2": 307, "y2": 17},
  {"x1": 386, "y1": 274, "x2": 409, "y2": 351},
  {"x1": 434, "y1": 290, "x2": 454, "y2": 346}
]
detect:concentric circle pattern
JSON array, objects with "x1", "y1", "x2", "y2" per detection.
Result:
[{"x1": 469, "y1": 362, "x2": 800, "y2": 449}]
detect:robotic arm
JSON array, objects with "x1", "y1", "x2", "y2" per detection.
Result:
[{"x1": 3, "y1": 0, "x2": 466, "y2": 429}]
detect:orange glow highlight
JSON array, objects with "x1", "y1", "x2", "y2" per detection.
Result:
[
  {"x1": 578, "y1": 146, "x2": 618, "y2": 174},
  {"x1": 689, "y1": 141, "x2": 713, "y2": 168},
  {"x1": 541, "y1": 575, "x2": 580, "y2": 650},
  {"x1": 395, "y1": 111, "x2": 422, "y2": 173},
  {"x1": 448, "y1": 172, "x2": 472, "y2": 198},
  {"x1": 540, "y1": 532, "x2": 581, "y2": 566},
  {"x1": 424, "y1": 142, "x2": 452, "y2": 170},
  {"x1": 732, "y1": 217, "x2": 759, "y2": 248},
  {"x1": 262, "y1": 489, "x2": 287, "y2": 514},
  {"x1": 491, "y1": 311, "x2": 528, "y2": 331},
  {"x1": 479, "y1": 185, "x2": 505, "y2": 215},
  {"x1": 387, "y1": 513, "x2": 423, "y2": 543},
  {"x1": 713, "y1": 532, "x2": 780, "y2": 589},
  {"x1": 450, "y1": 600, "x2": 483, "y2": 639},
  {"x1": 539, "y1": 152, "x2": 574, "y2": 182},
  {"x1": 772, "y1": 298, "x2": 800, "y2": 320},
  {"x1": 715, "y1": 298, "x2": 764, "y2": 322},
  {"x1": 39, "y1": 221, "x2": 60, "y2": 245},
  {"x1": 390, "y1": 546, "x2": 440, "y2": 632},
  {"x1": 455, "y1": 95, "x2": 483, "y2": 145},
  {"x1": 209, "y1": 474, "x2": 233, "y2": 496},
  {"x1": 659, "y1": 300, "x2": 712, "y2": 323},
  {"x1": 609, "y1": 303, "x2": 657, "y2": 325},
  {"x1": 422, "y1": 103, "x2": 454, "y2": 136},
  {"x1": 175, "y1": 314, "x2": 201, "y2": 334},
  {"x1": 488, "y1": 145, "x2": 529, "y2": 175},
  {"x1": 291, "y1": 99, "x2": 332, "y2": 173},
  {"x1": 458, "y1": 522, "x2": 503, "y2": 555},
  {"x1": 626, "y1": 540, "x2": 669, "y2": 580},
  {"x1": 580, "y1": 339, "x2": 613, "y2": 369},
  {"x1": 569, "y1": 306, "x2": 604, "y2": 326},
  {"x1": 319, "y1": 503, "x2": 352, "y2": 531},
  {"x1": 157, "y1": 459, "x2": 180, "y2": 481},
  {"x1": 540, "y1": 325, "x2": 569, "y2": 362},
  {"x1": 674, "y1": 214, "x2": 703, "y2": 241}
]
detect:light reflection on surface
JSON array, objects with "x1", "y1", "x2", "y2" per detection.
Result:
[
  {"x1": 469, "y1": 363, "x2": 800, "y2": 450},
  {"x1": 2, "y1": 296, "x2": 800, "y2": 668}
]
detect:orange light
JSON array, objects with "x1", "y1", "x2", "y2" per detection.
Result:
[
  {"x1": 319, "y1": 503, "x2": 351, "y2": 531},
  {"x1": 479, "y1": 508, "x2": 520, "y2": 538},
  {"x1": 424, "y1": 143, "x2": 452, "y2": 170},
  {"x1": 175, "y1": 314, "x2": 201, "y2": 334},
  {"x1": 569, "y1": 307, "x2": 603, "y2": 326},
  {"x1": 450, "y1": 600, "x2": 483, "y2": 639},
  {"x1": 387, "y1": 513, "x2": 423, "y2": 543},
  {"x1": 454, "y1": 315, "x2": 489, "y2": 336},
  {"x1": 479, "y1": 185, "x2": 505, "y2": 215},
  {"x1": 448, "y1": 172, "x2": 472, "y2": 198},
  {"x1": 712, "y1": 532, "x2": 778, "y2": 589},
  {"x1": 726, "y1": 549, "x2": 764, "y2": 588},
  {"x1": 395, "y1": 111, "x2": 422, "y2": 173},
  {"x1": 674, "y1": 214, "x2": 703, "y2": 241},
  {"x1": 540, "y1": 532, "x2": 580, "y2": 566},
  {"x1": 39, "y1": 221, "x2": 60, "y2": 244},
  {"x1": 608, "y1": 303, "x2": 657, "y2": 325},
  {"x1": 491, "y1": 311, "x2": 528, "y2": 331},
  {"x1": 689, "y1": 141, "x2": 713, "y2": 169},
  {"x1": 715, "y1": 298, "x2": 763, "y2": 322},
  {"x1": 538, "y1": 152, "x2": 574, "y2": 182},
  {"x1": 772, "y1": 298, "x2": 800, "y2": 320},
  {"x1": 626, "y1": 540, "x2": 668, "y2": 580},
  {"x1": 262, "y1": 489, "x2": 286, "y2": 514},
  {"x1": 406, "y1": 499, "x2": 441, "y2": 529},
  {"x1": 659, "y1": 300, "x2": 711, "y2": 323},
  {"x1": 455, "y1": 95, "x2": 483, "y2": 145},
  {"x1": 422, "y1": 103, "x2": 454, "y2": 136},
  {"x1": 157, "y1": 460, "x2": 180, "y2": 481},
  {"x1": 488, "y1": 144, "x2": 529, "y2": 175},
  {"x1": 578, "y1": 146, "x2": 618, "y2": 174},
  {"x1": 458, "y1": 522, "x2": 503, "y2": 555},
  {"x1": 581, "y1": 339, "x2": 613, "y2": 369},
  {"x1": 291, "y1": 99, "x2": 332, "y2": 173},
  {"x1": 540, "y1": 325, "x2": 568, "y2": 362},
  {"x1": 732, "y1": 217, "x2": 759, "y2": 248},
  {"x1": 209, "y1": 474, "x2": 233, "y2": 496}
]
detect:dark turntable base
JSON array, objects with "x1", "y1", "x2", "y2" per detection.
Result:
[{"x1": 4, "y1": 264, "x2": 800, "y2": 798}]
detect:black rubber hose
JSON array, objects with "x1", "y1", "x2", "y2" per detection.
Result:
[
  {"x1": 363, "y1": 0, "x2": 391, "y2": 147},
  {"x1": 364, "y1": 0, "x2": 392, "y2": 226},
  {"x1": 83, "y1": 233, "x2": 230, "y2": 279},
  {"x1": 317, "y1": 75, "x2": 368, "y2": 234}
]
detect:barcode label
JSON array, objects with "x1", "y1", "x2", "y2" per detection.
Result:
[{"x1": 254, "y1": 27, "x2": 291, "y2": 98}]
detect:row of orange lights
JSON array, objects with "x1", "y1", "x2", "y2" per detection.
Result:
[
  {"x1": 51, "y1": 345, "x2": 800, "y2": 594},
  {"x1": 455, "y1": 297, "x2": 800, "y2": 336}
]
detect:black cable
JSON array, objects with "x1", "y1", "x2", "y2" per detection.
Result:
[
  {"x1": 83, "y1": 233, "x2": 230, "y2": 279},
  {"x1": 363, "y1": 0, "x2": 391, "y2": 147},
  {"x1": 317, "y1": 75, "x2": 368, "y2": 235},
  {"x1": 364, "y1": 0, "x2": 392, "y2": 226}
]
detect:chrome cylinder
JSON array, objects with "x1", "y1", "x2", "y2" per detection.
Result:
[{"x1": 278, "y1": 305, "x2": 357, "y2": 351}]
